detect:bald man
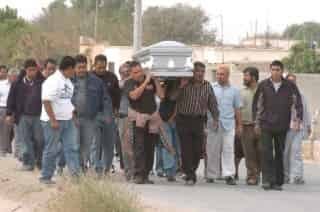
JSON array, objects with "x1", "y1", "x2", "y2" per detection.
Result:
[{"x1": 206, "y1": 64, "x2": 242, "y2": 185}]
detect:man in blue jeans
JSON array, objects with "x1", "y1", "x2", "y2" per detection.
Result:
[
  {"x1": 71, "y1": 54, "x2": 105, "y2": 172},
  {"x1": 92, "y1": 55, "x2": 118, "y2": 174},
  {"x1": 6, "y1": 59, "x2": 45, "y2": 171},
  {"x1": 40, "y1": 56, "x2": 80, "y2": 184}
]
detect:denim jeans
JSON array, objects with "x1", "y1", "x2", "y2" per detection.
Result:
[
  {"x1": 13, "y1": 125, "x2": 22, "y2": 159},
  {"x1": 118, "y1": 117, "x2": 134, "y2": 177},
  {"x1": 156, "y1": 122, "x2": 179, "y2": 177},
  {"x1": 41, "y1": 120, "x2": 80, "y2": 180},
  {"x1": 78, "y1": 117, "x2": 96, "y2": 170},
  {"x1": 92, "y1": 114, "x2": 116, "y2": 173},
  {"x1": 0, "y1": 108, "x2": 12, "y2": 155},
  {"x1": 56, "y1": 142, "x2": 66, "y2": 168},
  {"x1": 17, "y1": 115, "x2": 43, "y2": 167},
  {"x1": 284, "y1": 129, "x2": 305, "y2": 180}
]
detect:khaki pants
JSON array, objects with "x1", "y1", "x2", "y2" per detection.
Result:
[{"x1": 241, "y1": 125, "x2": 261, "y2": 180}]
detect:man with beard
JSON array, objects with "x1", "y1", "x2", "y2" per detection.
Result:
[{"x1": 237, "y1": 67, "x2": 260, "y2": 185}]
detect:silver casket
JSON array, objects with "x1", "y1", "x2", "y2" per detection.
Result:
[{"x1": 132, "y1": 41, "x2": 193, "y2": 77}]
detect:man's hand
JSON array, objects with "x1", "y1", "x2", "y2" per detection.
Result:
[
  {"x1": 236, "y1": 125, "x2": 243, "y2": 137},
  {"x1": 254, "y1": 126, "x2": 261, "y2": 138},
  {"x1": 50, "y1": 119, "x2": 59, "y2": 130},
  {"x1": 179, "y1": 78, "x2": 189, "y2": 88},
  {"x1": 292, "y1": 120, "x2": 301, "y2": 132},
  {"x1": 307, "y1": 126, "x2": 312, "y2": 137},
  {"x1": 73, "y1": 117, "x2": 80, "y2": 128},
  {"x1": 5, "y1": 116, "x2": 14, "y2": 125},
  {"x1": 212, "y1": 121, "x2": 219, "y2": 131}
]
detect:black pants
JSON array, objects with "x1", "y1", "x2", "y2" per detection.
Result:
[
  {"x1": 133, "y1": 123, "x2": 157, "y2": 179},
  {"x1": 260, "y1": 130, "x2": 287, "y2": 186},
  {"x1": 176, "y1": 115, "x2": 205, "y2": 181}
]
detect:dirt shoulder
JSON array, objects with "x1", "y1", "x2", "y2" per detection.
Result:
[{"x1": 0, "y1": 156, "x2": 189, "y2": 212}]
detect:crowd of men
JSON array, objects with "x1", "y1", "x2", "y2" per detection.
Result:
[{"x1": 0, "y1": 56, "x2": 311, "y2": 191}]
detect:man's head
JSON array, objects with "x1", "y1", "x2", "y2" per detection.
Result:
[
  {"x1": 129, "y1": 61, "x2": 144, "y2": 82},
  {"x1": 8, "y1": 68, "x2": 19, "y2": 83},
  {"x1": 286, "y1": 73, "x2": 297, "y2": 84},
  {"x1": 59, "y1": 56, "x2": 76, "y2": 79},
  {"x1": 193, "y1": 62, "x2": 206, "y2": 82},
  {"x1": 216, "y1": 64, "x2": 230, "y2": 85},
  {"x1": 0, "y1": 65, "x2": 8, "y2": 80},
  {"x1": 94, "y1": 54, "x2": 107, "y2": 75},
  {"x1": 119, "y1": 62, "x2": 130, "y2": 80},
  {"x1": 24, "y1": 59, "x2": 38, "y2": 80},
  {"x1": 243, "y1": 67, "x2": 259, "y2": 87},
  {"x1": 270, "y1": 60, "x2": 284, "y2": 82},
  {"x1": 74, "y1": 54, "x2": 88, "y2": 78},
  {"x1": 43, "y1": 58, "x2": 57, "y2": 78}
]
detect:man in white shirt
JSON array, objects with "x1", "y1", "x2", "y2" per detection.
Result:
[
  {"x1": 40, "y1": 56, "x2": 80, "y2": 184},
  {"x1": 0, "y1": 65, "x2": 12, "y2": 156}
]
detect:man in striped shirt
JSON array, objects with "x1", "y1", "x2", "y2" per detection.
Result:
[{"x1": 174, "y1": 62, "x2": 219, "y2": 185}]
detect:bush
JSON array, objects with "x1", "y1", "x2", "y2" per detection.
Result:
[{"x1": 47, "y1": 177, "x2": 141, "y2": 212}]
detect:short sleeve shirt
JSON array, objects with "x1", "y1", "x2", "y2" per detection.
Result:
[
  {"x1": 124, "y1": 78, "x2": 156, "y2": 114},
  {"x1": 212, "y1": 82, "x2": 242, "y2": 131},
  {"x1": 40, "y1": 70, "x2": 74, "y2": 121}
]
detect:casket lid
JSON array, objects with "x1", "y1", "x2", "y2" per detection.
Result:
[{"x1": 133, "y1": 41, "x2": 192, "y2": 59}]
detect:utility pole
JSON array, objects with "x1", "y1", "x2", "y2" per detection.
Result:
[
  {"x1": 94, "y1": 0, "x2": 99, "y2": 41},
  {"x1": 133, "y1": 0, "x2": 143, "y2": 52},
  {"x1": 254, "y1": 19, "x2": 258, "y2": 47},
  {"x1": 220, "y1": 14, "x2": 224, "y2": 63}
]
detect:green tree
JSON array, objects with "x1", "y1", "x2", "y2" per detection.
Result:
[
  {"x1": 143, "y1": 4, "x2": 216, "y2": 45},
  {"x1": 282, "y1": 42, "x2": 320, "y2": 73},
  {"x1": 283, "y1": 22, "x2": 320, "y2": 44},
  {"x1": 0, "y1": 6, "x2": 29, "y2": 66}
]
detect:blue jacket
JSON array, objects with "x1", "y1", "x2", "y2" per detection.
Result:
[{"x1": 72, "y1": 73, "x2": 112, "y2": 120}]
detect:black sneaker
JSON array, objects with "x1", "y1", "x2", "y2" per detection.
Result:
[
  {"x1": 167, "y1": 176, "x2": 176, "y2": 182},
  {"x1": 157, "y1": 172, "x2": 165, "y2": 178},
  {"x1": 133, "y1": 177, "x2": 145, "y2": 184},
  {"x1": 20, "y1": 165, "x2": 34, "y2": 172},
  {"x1": 272, "y1": 185, "x2": 283, "y2": 191},
  {"x1": 185, "y1": 179, "x2": 196, "y2": 186},
  {"x1": 293, "y1": 177, "x2": 305, "y2": 185},
  {"x1": 39, "y1": 178, "x2": 56, "y2": 185},
  {"x1": 144, "y1": 178, "x2": 155, "y2": 184},
  {"x1": 226, "y1": 177, "x2": 237, "y2": 185},
  {"x1": 206, "y1": 178, "x2": 215, "y2": 183},
  {"x1": 262, "y1": 183, "x2": 272, "y2": 190}
]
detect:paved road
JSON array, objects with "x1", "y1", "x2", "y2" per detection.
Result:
[
  {"x1": 133, "y1": 161, "x2": 320, "y2": 212},
  {"x1": 1, "y1": 156, "x2": 319, "y2": 212}
]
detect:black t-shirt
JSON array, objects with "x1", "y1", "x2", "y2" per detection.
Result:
[
  {"x1": 124, "y1": 78, "x2": 157, "y2": 114},
  {"x1": 159, "y1": 98, "x2": 176, "y2": 122}
]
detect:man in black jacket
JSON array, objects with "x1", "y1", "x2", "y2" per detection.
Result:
[
  {"x1": 6, "y1": 59, "x2": 45, "y2": 171},
  {"x1": 92, "y1": 54, "x2": 119, "y2": 173},
  {"x1": 253, "y1": 60, "x2": 303, "y2": 191}
]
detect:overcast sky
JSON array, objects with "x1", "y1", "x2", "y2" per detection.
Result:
[{"x1": 1, "y1": 0, "x2": 319, "y2": 44}]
